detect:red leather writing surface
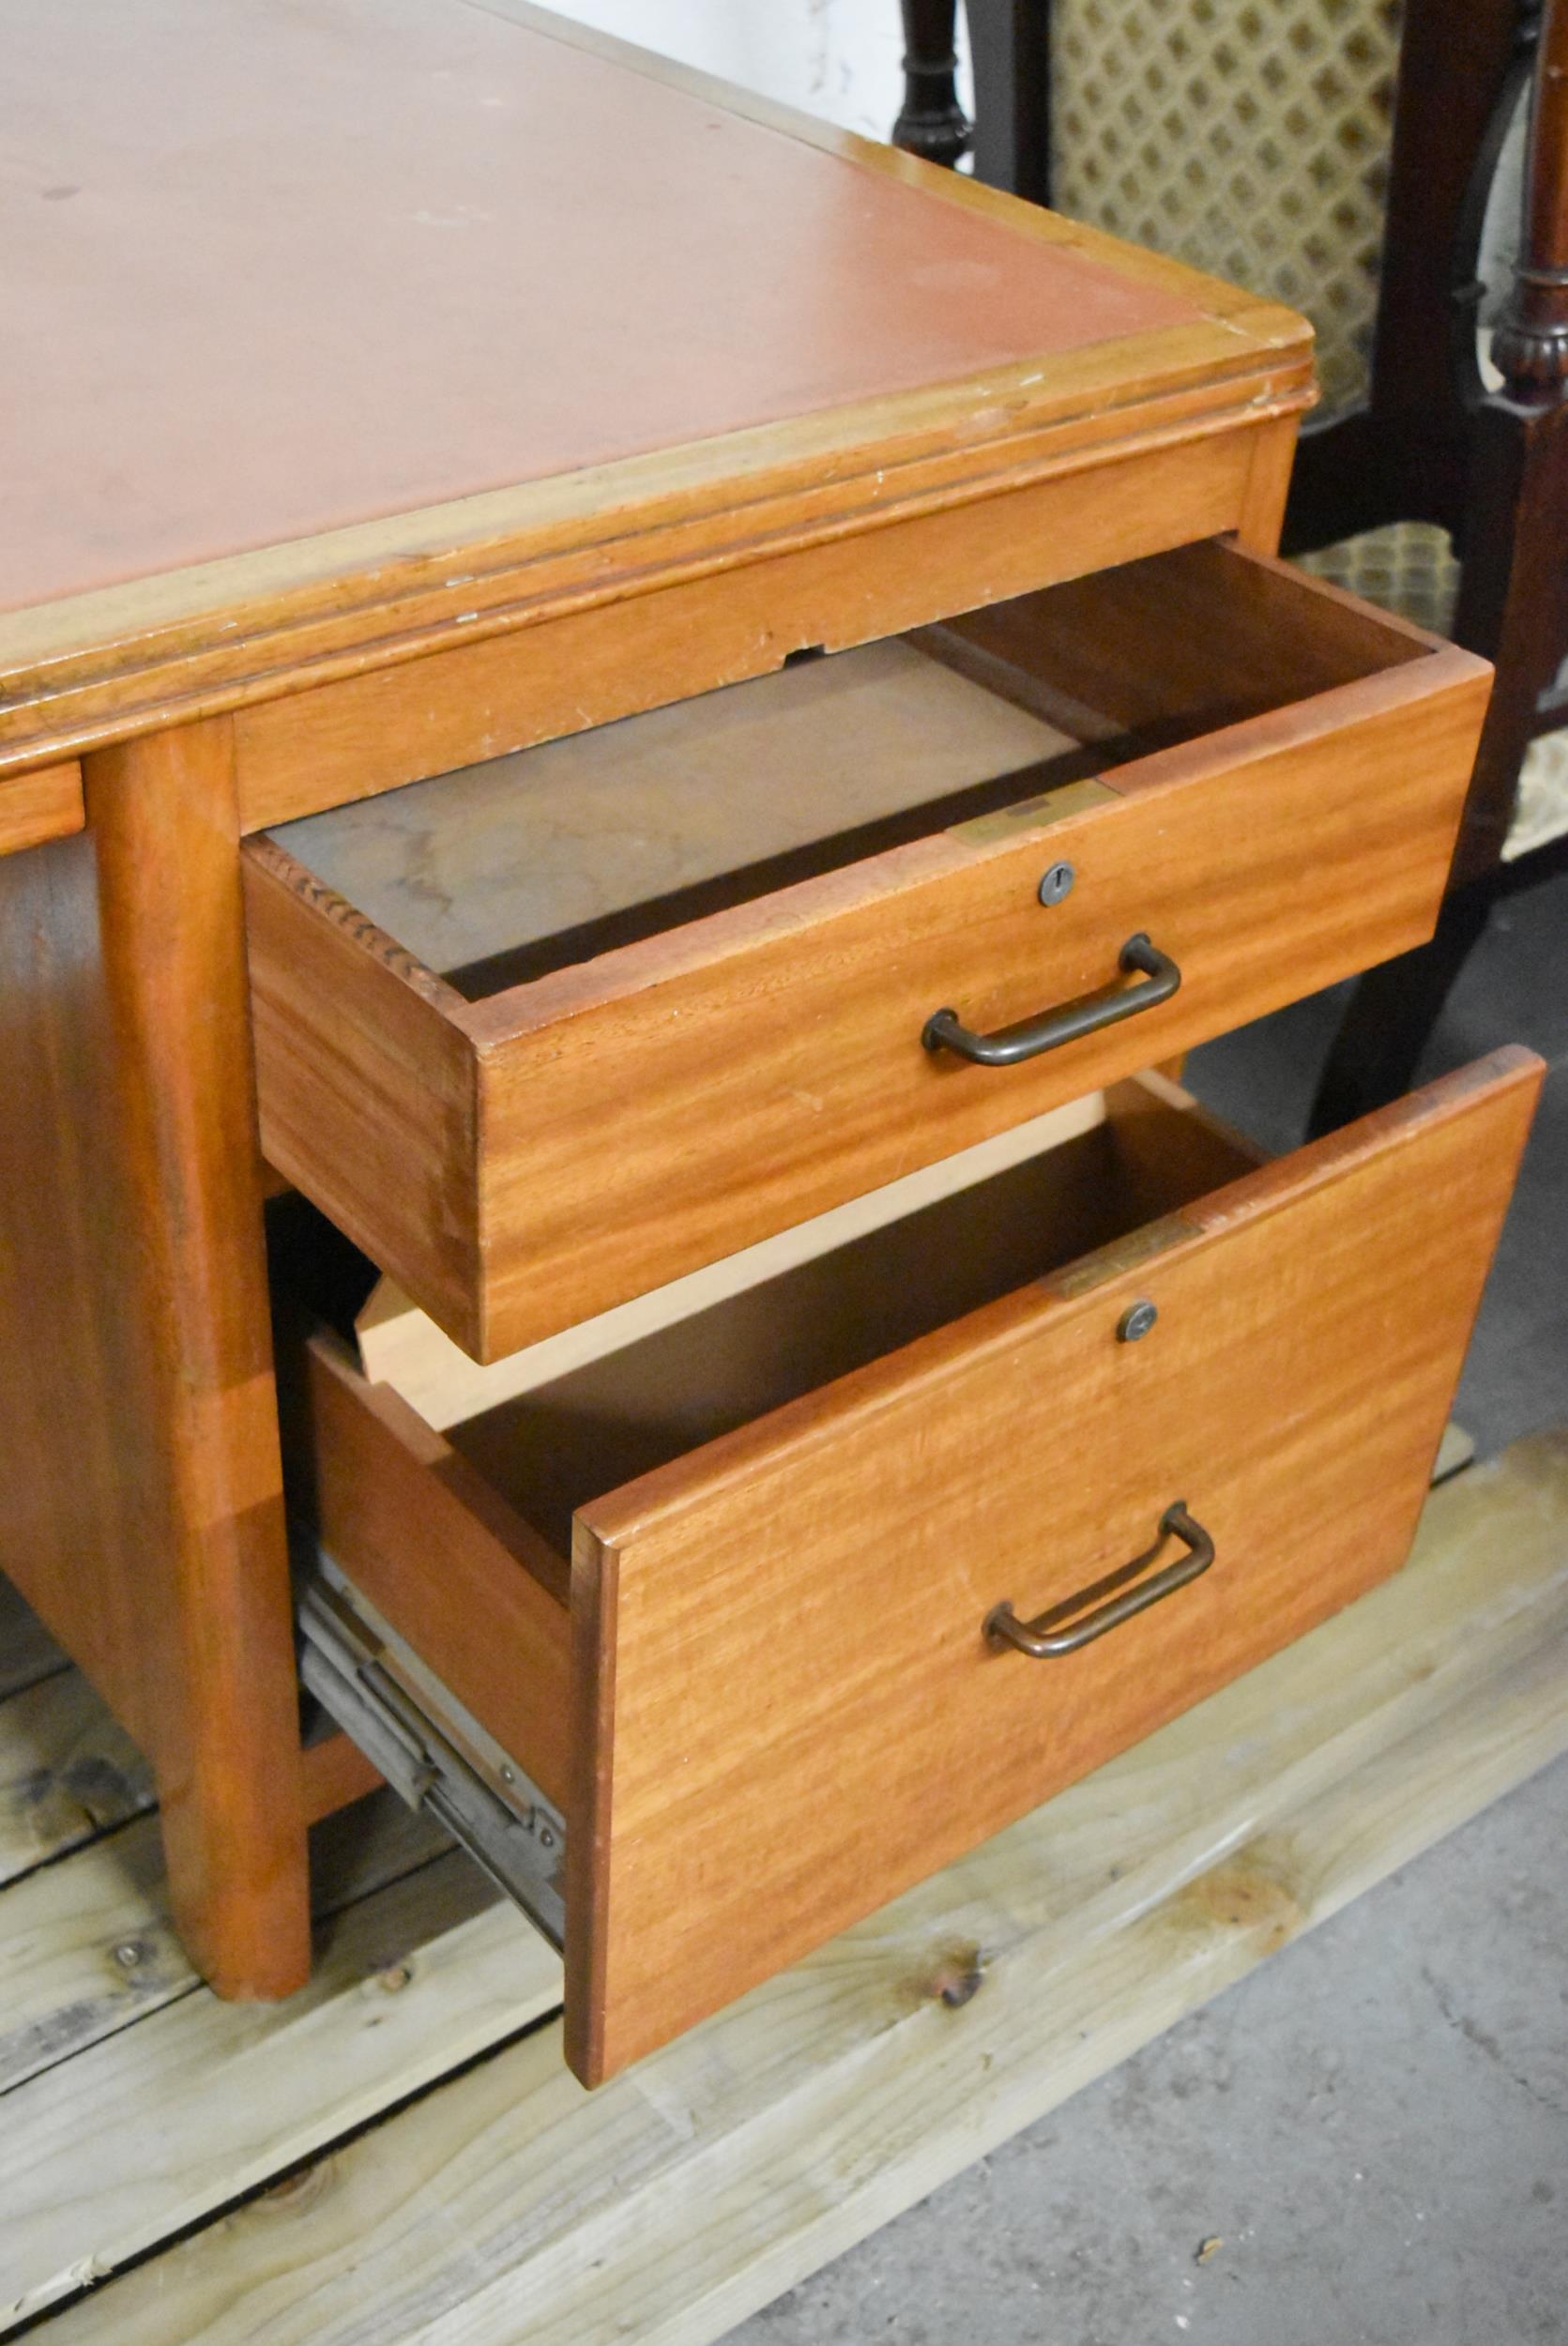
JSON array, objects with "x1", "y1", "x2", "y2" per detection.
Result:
[{"x1": 1, "y1": 0, "x2": 1195, "y2": 612}]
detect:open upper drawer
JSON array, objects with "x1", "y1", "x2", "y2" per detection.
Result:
[
  {"x1": 283, "y1": 1049, "x2": 1540, "y2": 2086},
  {"x1": 245, "y1": 539, "x2": 1491, "y2": 1361}
]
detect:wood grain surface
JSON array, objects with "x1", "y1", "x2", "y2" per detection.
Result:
[
  {"x1": 353, "y1": 1093, "x2": 1113, "y2": 1431},
  {"x1": 0, "y1": 738, "x2": 306, "y2": 2006},
  {"x1": 0, "y1": 1785, "x2": 444, "y2": 2097},
  {"x1": 0, "y1": 834, "x2": 163, "y2": 1752},
  {"x1": 566, "y1": 1049, "x2": 1539, "y2": 2080},
  {"x1": 80, "y1": 721, "x2": 308, "y2": 1998},
  {"x1": 20, "y1": 1427, "x2": 1564, "y2": 2343},
  {"x1": 244, "y1": 848, "x2": 482, "y2": 1340},
  {"x1": 233, "y1": 421, "x2": 1275, "y2": 830},
  {"x1": 2, "y1": 1850, "x2": 560, "y2": 2329},
  {"x1": 0, "y1": 763, "x2": 83, "y2": 857},
  {"x1": 247, "y1": 543, "x2": 1491, "y2": 1361},
  {"x1": 295, "y1": 1333, "x2": 572, "y2": 1808}
]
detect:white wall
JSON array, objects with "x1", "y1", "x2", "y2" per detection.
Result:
[{"x1": 541, "y1": 0, "x2": 970, "y2": 148}]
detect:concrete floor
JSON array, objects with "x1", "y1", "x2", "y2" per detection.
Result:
[{"x1": 726, "y1": 862, "x2": 1568, "y2": 2345}]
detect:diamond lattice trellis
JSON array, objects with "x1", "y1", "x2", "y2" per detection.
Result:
[{"x1": 1049, "y1": 0, "x2": 1404, "y2": 414}]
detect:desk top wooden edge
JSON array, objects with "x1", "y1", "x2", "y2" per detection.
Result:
[{"x1": 0, "y1": 0, "x2": 1316, "y2": 773}]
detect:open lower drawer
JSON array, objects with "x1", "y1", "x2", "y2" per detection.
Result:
[
  {"x1": 282, "y1": 1047, "x2": 1540, "y2": 2087},
  {"x1": 246, "y1": 538, "x2": 1492, "y2": 1361}
]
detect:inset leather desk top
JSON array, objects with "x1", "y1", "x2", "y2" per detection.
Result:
[{"x1": 0, "y1": 0, "x2": 1314, "y2": 769}]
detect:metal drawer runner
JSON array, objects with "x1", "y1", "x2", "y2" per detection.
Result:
[{"x1": 297, "y1": 1550, "x2": 567, "y2": 1948}]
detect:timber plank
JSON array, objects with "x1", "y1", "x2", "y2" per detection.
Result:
[
  {"x1": 0, "y1": 1817, "x2": 182, "y2": 2097},
  {"x1": 0, "y1": 1853, "x2": 560, "y2": 2328},
  {"x1": 0, "y1": 1672, "x2": 156, "y2": 1888},
  {"x1": 0, "y1": 1792, "x2": 451, "y2": 2096},
  {"x1": 10, "y1": 1432, "x2": 1568, "y2": 2342},
  {"x1": 305, "y1": 1790, "x2": 455, "y2": 1916}
]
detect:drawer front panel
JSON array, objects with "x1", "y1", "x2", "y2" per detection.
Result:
[
  {"x1": 567, "y1": 1050, "x2": 1538, "y2": 2081},
  {"x1": 469, "y1": 667, "x2": 1482, "y2": 1355},
  {"x1": 248, "y1": 543, "x2": 1490, "y2": 1361}
]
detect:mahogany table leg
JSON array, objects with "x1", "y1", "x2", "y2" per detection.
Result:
[{"x1": 0, "y1": 715, "x2": 310, "y2": 1997}]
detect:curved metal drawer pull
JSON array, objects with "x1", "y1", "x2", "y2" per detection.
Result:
[
  {"x1": 922, "y1": 933, "x2": 1180, "y2": 1068},
  {"x1": 984, "y1": 1501, "x2": 1214, "y2": 1659}
]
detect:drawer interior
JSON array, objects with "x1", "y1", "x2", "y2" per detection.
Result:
[
  {"x1": 449, "y1": 1086, "x2": 1262, "y2": 1554},
  {"x1": 264, "y1": 538, "x2": 1432, "y2": 1003},
  {"x1": 287, "y1": 1077, "x2": 1259, "y2": 1561}
]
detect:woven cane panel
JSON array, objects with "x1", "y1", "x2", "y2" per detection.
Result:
[
  {"x1": 1294, "y1": 520, "x2": 1459, "y2": 634},
  {"x1": 1050, "y1": 0, "x2": 1403, "y2": 414},
  {"x1": 1295, "y1": 524, "x2": 1568, "y2": 854}
]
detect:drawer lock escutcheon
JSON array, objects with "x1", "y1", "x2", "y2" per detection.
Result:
[
  {"x1": 984, "y1": 1501, "x2": 1214, "y2": 1658},
  {"x1": 923, "y1": 932, "x2": 1180, "y2": 1067},
  {"x1": 297, "y1": 1566, "x2": 567, "y2": 1948}
]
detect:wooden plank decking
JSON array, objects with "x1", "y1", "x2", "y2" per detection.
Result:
[{"x1": 3, "y1": 1430, "x2": 1567, "y2": 2343}]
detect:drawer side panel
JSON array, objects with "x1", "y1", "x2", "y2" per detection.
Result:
[
  {"x1": 0, "y1": 761, "x2": 84, "y2": 857},
  {"x1": 296, "y1": 1333, "x2": 573, "y2": 1810}
]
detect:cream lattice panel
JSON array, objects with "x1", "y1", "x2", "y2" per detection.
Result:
[
  {"x1": 1296, "y1": 523, "x2": 1568, "y2": 855},
  {"x1": 1050, "y1": 0, "x2": 1403, "y2": 414},
  {"x1": 1295, "y1": 519, "x2": 1460, "y2": 634}
]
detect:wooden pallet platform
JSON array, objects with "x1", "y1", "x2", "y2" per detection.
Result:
[{"x1": 4, "y1": 1429, "x2": 1567, "y2": 2343}]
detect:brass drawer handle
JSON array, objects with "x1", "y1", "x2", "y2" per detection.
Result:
[
  {"x1": 984, "y1": 1501, "x2": 1214, "y2": 1658},
  {"x1": 922, "y1": 933, "x2": 1180, "y2": 1067}
]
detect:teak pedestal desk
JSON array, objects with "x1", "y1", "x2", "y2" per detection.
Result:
[{"x1": 0, "y1": 0, "x2": 1541, "y2": 2089}]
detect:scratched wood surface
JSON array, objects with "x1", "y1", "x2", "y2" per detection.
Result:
[
  {"x1": 2, "y1": 1430, "x2": 1565, "y2": 2337},
  {"x1": 0, "y1": 0, "x2": 1312, "y2": 777}
]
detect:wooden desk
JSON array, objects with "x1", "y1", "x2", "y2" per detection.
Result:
[{"x1": 0, "y1": 0, "x2": 1531, "y2": 2083}]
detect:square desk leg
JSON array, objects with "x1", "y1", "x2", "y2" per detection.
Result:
[{"x1": 0, "y1": 713, "x2": 311, "y2": 1998}]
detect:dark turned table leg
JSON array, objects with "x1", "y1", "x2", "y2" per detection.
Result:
[
  {"x1": 893, "y1": 0, "x2": 972, "y2": 169},
  {"x1": 1311, "y1": 0, "x2": 1568, "y2": 1136}
]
